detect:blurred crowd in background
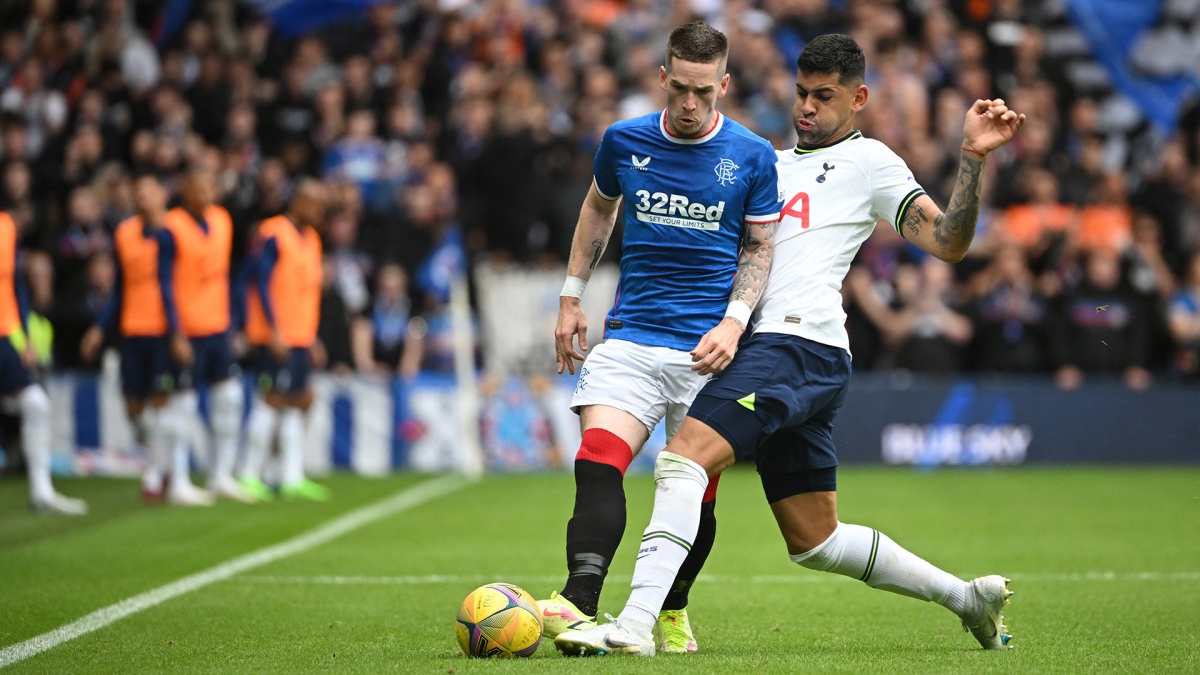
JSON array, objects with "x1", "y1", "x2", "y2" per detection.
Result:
[{"x1": 1, "y1": 0, "x2": 1200, "y2": 389}]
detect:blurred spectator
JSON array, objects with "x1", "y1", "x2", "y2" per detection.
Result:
[
  {"x1": 96, "y1": 166, "x2": 136, "y2": 230},
  {"x1": 885, "y1": 259, "x2": 974, "y2": 373},
  {"x1": 322, "y1": 108, "x2": 388, "y2": 211},
  {"x1": 50, "y1": 251, "x2": 116, "y2": 370},
  {"x1": 1, "y1": 57, "x2": 67, "y2": 157},
  {"x1": 54, "y1": 185, "x2": 112, "y2": 301},
  {"x1": 991, "y1": 119, "x2": 1056, "y2": 208},
  {"x1": 1060, "y1": 132, "x2": 1106, "y2": 207},
  {"x1": 186, "y1": 52, "x2": 231, "y2": 147},
  {"x1": 24, "y1": 249, "x2": 53, "y2": 318},
  {"x1": 842, "y1": 264, "x2": 888, "y2": 370},
  {"x1": 1133, "y1": 138, "x2": 1194, "y2": 267},
  {"x1": 317, "y1": 256, "x2": 354, "y2": 373},
  {"x1": 353, "y1": 263, "x2": 424, "y2": 379},
  {"x1": 999, "y1": 168, "x2": 1076, "y2": 263},
  {"x1": 2, "y1": 159, "x2": 48, "y2": 250},
  {"x1": 1051, "y1": 249, "x2": 1152, "y2": 390},
  {"x1": 1123, "y1": 214, "x2": 1178, "y2": 371},
  {"x1": 969, "y1": 244, "x2": 1049, "y2": 372},
  {"x1": 1078, "y1": 172, "x2": 1133, "y2": 254},
  {"x1": 1167, "y1": 251, "x2": 1200, "y2": 380},
  {"x1": 61, "y1": 124, "x2": 108, "y2": 189},
  {"x1": 325, "y1": 204, "x2": 372, "y2": 315}
]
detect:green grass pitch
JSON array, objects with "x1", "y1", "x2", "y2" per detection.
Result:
[{"x1": 2, "y1": 466, "x2": 1198, "y2": 673}]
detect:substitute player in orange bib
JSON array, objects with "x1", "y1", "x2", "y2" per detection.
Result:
[
  {"x1": 83, "y1": 174, "x2": 212, "y2": 506},
  {"x1": 237, "y1": 178, "x2": 328, "y2": 501},
  {"x1": 164, "y1": 166, "x2": 254, "y2": 502}
]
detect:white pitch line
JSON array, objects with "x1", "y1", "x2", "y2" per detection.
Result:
[
  {"x1": 0, "y1": 475, "x2": 470, "y2": 670},
  {"x1": 234, "y1": 571, "x2": 1200, "y2": 587}
]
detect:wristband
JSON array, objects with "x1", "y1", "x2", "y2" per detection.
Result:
[
  {"x1": 724, "y1": 300, "x2": 752, "y2": 327},
  {"x1": 561, "y1": 275, "x2": 587, "y2": 298},
  {"x1": 961, "y1": 145, "x2": 987, "y2": 158}
]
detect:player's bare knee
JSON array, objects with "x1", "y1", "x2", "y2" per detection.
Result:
[
  {"x1": 787, "y1": 521, "x2": 842, "y2": 568},
  {"x1": 668, "y1": 418, "x2": 734, "y2": 476},
  {"x1": 125, "y1": 399, "x2": 145, "y2": 419},
  {"x1": 264, "y1": 391, "x2": 287, "y2": 409},
  {"x1": 213, "y1": 378, "x2": 243, "y2": 408},
  {"x1": 19, "y1": 384, "x2": 50, "y2": 419},
  {"x1": 783, "y1": 524, "x2": 836, "y2": 558},
  {"x1": 653, "y1": 451, "x2": 709, "y2": 488},
  {"x1": 290, "y1": 389, "x2": 314, "y2": 410}
]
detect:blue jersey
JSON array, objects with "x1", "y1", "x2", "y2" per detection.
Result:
[{"x1": 594, "y1": 110, "x2": 781, "y2": 350}]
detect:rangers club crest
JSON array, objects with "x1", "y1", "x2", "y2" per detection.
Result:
[{"x1": 714, "y1": 158, "x2": 739, "y2": 185}]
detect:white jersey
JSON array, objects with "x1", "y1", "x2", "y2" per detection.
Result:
[{"x1": 753, "y1": 131, "x2": 926, "y2": 352}]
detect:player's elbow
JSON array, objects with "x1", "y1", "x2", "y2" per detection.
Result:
[{"x1": 934, "y1": 246, "x2": 968, "y2": 264}]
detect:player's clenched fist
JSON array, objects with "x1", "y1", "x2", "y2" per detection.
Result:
[{"x1": 962, "y1": 98, "x2": 1026, "y2": 156}]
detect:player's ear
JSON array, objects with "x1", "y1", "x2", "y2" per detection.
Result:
[
  {"x1": 851, "y1": 83, "x2": 868, "y2": 112},
  {"x1": 659, "y1": 64, "x2": 668, "y2": 91},
  {"x1": 718, "y1": 71, "x2": 730, "y2": 98}
]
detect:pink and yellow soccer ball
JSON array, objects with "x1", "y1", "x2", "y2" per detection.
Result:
[{"x1": 455, "y1": 583, "x2": 543, "y2": 658}]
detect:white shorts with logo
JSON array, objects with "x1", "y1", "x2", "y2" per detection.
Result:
[{"x1": 570, "y1": 338, "x2": 710, "y2": 442}]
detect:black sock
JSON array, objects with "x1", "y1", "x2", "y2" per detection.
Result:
[
  {"x1": 662, "y1": 499, "x2": 717, "y2": 611},
  {"x1": 561, "y1": 459, "x2": 626, "y2": 617}
]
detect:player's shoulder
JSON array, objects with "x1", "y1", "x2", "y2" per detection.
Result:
[
  {"x1": 164, "y1": 206, "x2": 187, "y2": 225},
  {"x1": 206, "y1": 203, "x2": 232, "y2": 219},
  {"x1": 605, "y1": 112, "x2": 661, "y2": 139},
  {"x1": 114, "y1": 214, "x2": 142, "y2": 235},
  {"x1": 853, "y1": 135, "x2": 907, "y2": 165}
]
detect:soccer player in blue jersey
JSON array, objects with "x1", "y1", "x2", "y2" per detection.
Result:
[
  {"x1": 540, "y1": 21, "x2": 781, "y2": 654},
  {"x1": 556, "y1": 34, "x2": 1026, "y2": 657}
]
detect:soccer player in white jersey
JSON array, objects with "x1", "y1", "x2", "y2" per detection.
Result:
[
  {"x1": 542, "y1": 21, "x2": 782, "y2": 654},
  {"x1": 555, "y1": 34, "x2": 1026, "y2": 657}
]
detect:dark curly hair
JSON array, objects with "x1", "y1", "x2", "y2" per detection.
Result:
[{"x1": 797, "y1": 34, "x2": 866, "y2": 84}]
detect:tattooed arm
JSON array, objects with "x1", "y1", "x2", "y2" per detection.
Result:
[
  {"x1": 900, "y1": 152, "x2": 984, "y2": 263},
  {"x1": 728, "y1": 219, "x2": 779, "y2": 324},
  {"x1": 689, "y1": 217, "x2": 779, "y2": 375},
  {"x1": 564, "y1": 182, "x2": 622, "y2": 279},
  {"x1": 899, "y1": 98, "x2": 1025, "y2": 263},
  {"x1": 555, "y1": 181, "x2": 622, "y2": 374}
]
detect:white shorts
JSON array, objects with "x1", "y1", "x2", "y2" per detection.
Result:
[{"x1": 570, "y1": 339, "x2": 710, "y2": 442}]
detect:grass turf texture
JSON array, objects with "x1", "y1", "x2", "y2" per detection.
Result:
[{"x1": 1, "y1": 467, "x2": 1198, "y2": 673}]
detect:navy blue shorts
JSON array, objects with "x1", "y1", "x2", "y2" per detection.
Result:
[
  {"x1": 183, "y1": 333, "x2": 239, "y2": 387},
  {"x1": 254, "y1": 346, "x2": 312, "y2": 396},
  {"x1": 121, "y1": 336, "x2": 178, "y2": 399},
  {"x1": 0, "y1": 336, "x2": 34, "y2": 394},
  {"x1": 687, "y1": 333, "x2": 851, "y2": 501}
]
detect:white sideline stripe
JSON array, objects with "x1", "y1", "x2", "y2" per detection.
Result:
[
  {"x1": 0, "y1": 475, "x2": 470, "y2": 670},
  {"x1": 235, "y1": 571, "x2": 1200, "y2": 587}
]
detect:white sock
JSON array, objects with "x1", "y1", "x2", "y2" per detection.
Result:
[
  {"x1": 239, "y1": 399, "x2": 277, "y2": 482},
  {"x1": 618, "y1": 452, "x2": 708, "y2": 635},
  {"x1": 166, "y1": 395, "x2": 196, "y2": 493},
  {"x1": 791, "y1": 523, "x2": 973, "y2": 617},
  {"x1": 138, "y1": 406, "x2": 170, "y2": 491},
  {"x1": 19, "y1": 385, "x2": 55, "y2": 501},
  {"x1": 278, "y1": 407, "x2": 305, "y2": 486},
  {"x1": 209, "y1": 378, "x2": 244, "y2": 485}
]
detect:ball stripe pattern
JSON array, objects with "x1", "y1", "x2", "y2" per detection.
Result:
[{"x1": 455, "y1": 583, "x2": 543, "y2": 658}]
